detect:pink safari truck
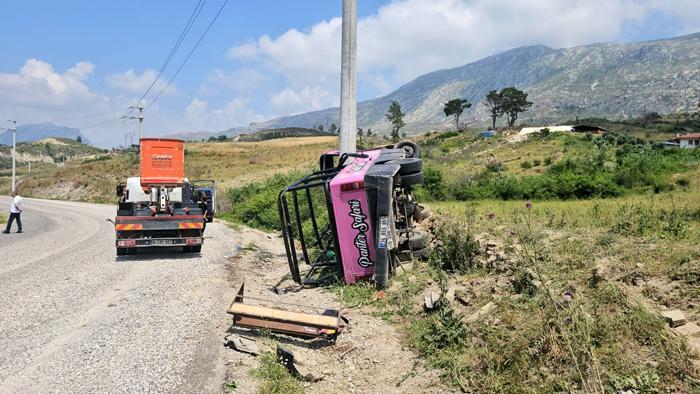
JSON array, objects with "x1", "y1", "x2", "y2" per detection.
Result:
[{"x1": 278, "y1": 142, "x2": 429, "y2": 289}]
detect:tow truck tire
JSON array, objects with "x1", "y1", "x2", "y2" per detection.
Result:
[
  {"x1": 117, "y1": 248, "x2": 127, "y2": 256},
  {"x1": 396, "y1": 141, "x2": 420, "y2": 158}
]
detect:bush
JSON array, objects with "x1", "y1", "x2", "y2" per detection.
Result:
[
  {"x1": 421, "y1": 166, "x2": 447, "y2": 200},
  {"x1": 520, "y1": 161, "x2": 532, "y2": 169},
  {"x1": 429, "y1": 216, "x2": 480, "y2": 274},
  {"x1": 544, "y1": 157, "x2": 553, "y2": 166},
  {"x1": 533, "y1": 159, "x2": 541, "y2": 166}
]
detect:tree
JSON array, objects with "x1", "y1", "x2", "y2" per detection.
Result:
[
  {"x1": 357, "y1": 127, "x2": 364, "y2": 137},
  {"x1": 318, "y1": 125, "x2": 324, "y2": 132},
  {"x1": 366, "y1": 128, "x2": 372, "y2": 137},
  {"x1": 386, "y1": 101, "x2": 405, "y2": 141},
  {"x1": 484, "y1": 90, "x2": 503, "y2": 129},
  {"x1": 443, "y1": 98, "x2": 471, "y2": 131},
  {"x1": 330, "y1": 123, "x2": 338, "y2": 134},
  {"x1": 499, "y1": 87, "x2": 532, "y2": 127},
  {"x1": 76, "y1": 136, "x2": 82, "y2": 143}
]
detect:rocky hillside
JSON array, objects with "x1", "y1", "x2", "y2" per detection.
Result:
[
  {"x1": 0, "y1": 138, "x2": 105, "y2": 169},
  {"x1": 247, "y1": 32, "x2": 700, "y2": 135},
  {"x1": 237, "y1": 127, "x2": 332, "y2": 142},
  {"x1": 0, "y1": 122, "x2": 91, "y2": 146}
]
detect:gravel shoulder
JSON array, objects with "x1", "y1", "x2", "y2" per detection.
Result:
[{"x1": 0, "y1": 197, "x2": 240, "y2": 392}]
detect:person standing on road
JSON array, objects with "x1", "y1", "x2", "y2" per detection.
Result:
[{"x1": 3, "y1": 190, "x2": 23, "y2": 234}]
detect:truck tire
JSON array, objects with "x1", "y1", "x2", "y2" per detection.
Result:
[
  {"x1": 396, "y1": 141, "x2": 420, "y2": 158},
  {"x1": 408, "y1": 229, "x2": 430, "y2": 250},
  {"x1": 386, "y1": 158, "x2": 422, "y2": 175},
  {"x1": 399, "y1": 171, "x2": 424, "y2": 187}
]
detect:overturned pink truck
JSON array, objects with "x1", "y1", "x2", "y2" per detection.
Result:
[{"x1": 278, "y1": 142, "x2": 430, "y2": 289}]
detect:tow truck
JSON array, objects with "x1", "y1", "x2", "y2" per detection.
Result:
[{"x1": 113, "y1": 138, "x2": 214, "y2": 255}]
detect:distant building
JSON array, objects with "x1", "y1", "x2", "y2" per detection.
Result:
[
  {"x1": 671, "y1": 133, "x2": 700, "y2": 149},
  {"x1": 519, "y1": 124, "x2": 608, "y2": 136}
]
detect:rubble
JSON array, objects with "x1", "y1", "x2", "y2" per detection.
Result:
[
  {"x1": 674, "y1": 322, "x2": 700, "y2": 337},
  {"x1": 466, "y1": 302, "x2": 497, "y2": 324},
  {"x1": 424, "y1": 291, "x2": 441, "y2": 310},
  {"x1": 662, "y1": 309, "x2": 687, "y2": 328}
]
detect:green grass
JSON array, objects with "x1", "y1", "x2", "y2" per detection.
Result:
[
  {"x1": 250, "y1": 352, "x2": 304, "y2": 394},
  {"x1": 355, "y1": 212, "x2": 700, "y2": 392}
]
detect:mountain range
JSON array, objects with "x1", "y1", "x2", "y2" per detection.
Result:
[
  {"x1": 225, "y1": 32, "x2": 700, "y2": 136},
  {"x1": 0, "y1": 123, "x2": 92, "y2": 146}
]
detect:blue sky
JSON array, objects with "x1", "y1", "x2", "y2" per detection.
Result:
[{"x1": 1, "y1": 0, "x2": 698, "y2": 147}]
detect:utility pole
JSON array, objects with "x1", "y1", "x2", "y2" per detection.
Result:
[
  {"x1": 339, "y1": 0, "x2": 357, "y2": 155},
  {"x1": 127, "y1": 105, "x2": 144, "y2": 145},
  {"x1": 8, "y1": 120, "x2": 16, "y2": 192}
]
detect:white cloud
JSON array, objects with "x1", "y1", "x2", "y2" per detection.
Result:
[
  {"x1": 105, "y1": 68, "x2": 172, "y2": 96},
  {"x1": 184, "y1": 97, "x2": 264, "y2": 130},
  {"x1": 227, "y1": 0, "x2": 700, "y2": 99},
  {"x1": 0, "y1": 59, "x2": 102, "y2": 107},
  {"x1": 269, "y1": 86, "x2": 337, "y2": 116},
  {"x1": 200, "y1": 67, "x2": 271, "y2": 95}
]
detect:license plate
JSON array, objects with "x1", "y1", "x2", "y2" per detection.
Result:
[{"x1": 151, "y1": 239, "x2": 175, "y2": 246}]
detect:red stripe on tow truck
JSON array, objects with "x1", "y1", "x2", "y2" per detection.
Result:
[
  {"x1": 178, "y1": 222, "x2": 203, "y2": 229},
  {"x1": 115, "y1": 223, "x2": 143, "y2": 231}
]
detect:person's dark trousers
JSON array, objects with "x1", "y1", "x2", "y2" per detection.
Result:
[{"x1": 4, "y1": 213, "x2": 22, "y2": 232}]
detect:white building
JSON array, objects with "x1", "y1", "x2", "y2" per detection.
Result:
[{"x1": 672, "y1": 133, "x2": 700, "y2": 149}]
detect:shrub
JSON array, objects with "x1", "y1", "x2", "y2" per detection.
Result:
[
  {"x1": 544, "y1": 157, "x2": 553, "y2": 166},
  {"x1": 520, "y1": 161, "x2": 532, "y2": 169},
  {"x1": 429, "y1": 216, "x2": 480, "y2": 274},
  {"x1": 421, "y1": 166, "x2": 447, "y2": 200},
  {"x1": 533, "y1": 159, "x2": 542, "y2": 166}
]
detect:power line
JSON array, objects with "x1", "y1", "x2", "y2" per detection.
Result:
[
  {"x1": 39, "y1": 109, "x2": 127, "y2": 124},
  {"x1": 145, "y1": 0, "x2": 230, "y2": 110},
  {"x1": 137, "y1": 0, "x2": 208, "y2": 104}
]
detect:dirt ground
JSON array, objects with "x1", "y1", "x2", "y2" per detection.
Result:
[{"x1": 219, "y1": 226, "x2": 448, "y2": 393}]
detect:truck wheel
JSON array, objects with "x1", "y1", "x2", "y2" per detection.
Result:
[
  {"x1": 386, "y1": 158, "x2": 422, "y2": 175},
  {"x1": 396, "y1": 141, "x2": 420, "y2": 158},
  {"x1": 408, "y1": 229, "x2": 430, "y2": 250},
  {"x1": 117, "y1": 248, "x2": 127, "y2": 256},
  {"x1": 399, "y1": 172, "x2": 424, "y2": 186},
  {"x1": 413, "y1": 204, "x2": 432, "y2": 221}
]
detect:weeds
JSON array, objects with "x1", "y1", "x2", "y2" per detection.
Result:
[
  {"x1": 428, "y1": 215, "x2": 480, "y2": 274},
  {"x1": 250, "y1": 352, "x2": 304, "y2": 394}
]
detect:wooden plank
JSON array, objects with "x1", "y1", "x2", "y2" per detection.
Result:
[{"x1": 227, "y1": 303, "x2": 339, "y2": 328}]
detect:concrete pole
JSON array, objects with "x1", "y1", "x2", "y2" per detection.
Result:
[
  {"x1": 339, "y1": 0, "x2": 357, "y2": 155},
  {"x1": 9, "y1": 120, "x2": 16, "y2": 192}
]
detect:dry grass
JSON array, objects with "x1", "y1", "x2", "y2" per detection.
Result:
[
  {"x1": 184, "y1": 136, "x2": 338, "y2": 189},
  {"x1": 0, "y1": 136, "x2": 338, "y2": 203}
]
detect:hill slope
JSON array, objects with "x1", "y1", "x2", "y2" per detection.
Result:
[{"x1": 247, "y1": 32, "x2": 700, "y2": 134}]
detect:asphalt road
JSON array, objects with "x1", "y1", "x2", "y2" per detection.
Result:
[{"x1": 0, "y1": 197, "x2": 238, "y2": 392}]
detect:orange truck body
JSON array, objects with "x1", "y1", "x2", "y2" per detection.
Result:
[{"x1": 140, "y1": 138, "x2": 185, "y2": 187}]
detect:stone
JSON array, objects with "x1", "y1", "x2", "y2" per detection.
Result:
[
  {"x1": 445, "y1": 286, "x2": 457, "y2": 302},
  {"x1": 635, "y1": 263, "x2": 645, "y2": 269},
  {"x1": 662, "y1": 309, "x2": 687, "y2": 328},
  {"x1": 674, "y1": 322, "x2": 700, "y2": 337},
  {"x1": 466, "y1": 301, "x2": 497, "y2": 323},
  {"x1": 424, "y1": 291, "x2": 441, "y2": 310}
]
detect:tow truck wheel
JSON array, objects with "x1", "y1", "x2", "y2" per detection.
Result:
[{"x1": 386, "y1": 158, "x2": 422, "y2": 175}]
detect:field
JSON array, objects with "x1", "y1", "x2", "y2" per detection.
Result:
[
  {"x1": 0, "y1": 136, "x2": 338, "y2": 203},
  {"x1": 2, "y1": 122, "x2": 699, "y2": 392}
]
